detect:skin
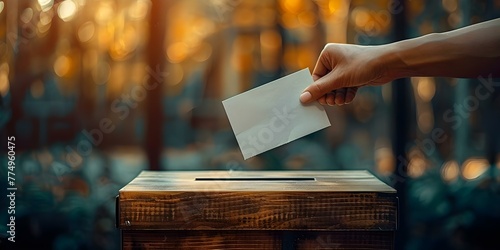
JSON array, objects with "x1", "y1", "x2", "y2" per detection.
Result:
[{"x1": 300, "y1": 18, "x2": 500, "y2": 106}]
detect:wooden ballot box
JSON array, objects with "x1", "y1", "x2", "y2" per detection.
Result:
[{"x1": 116, "y1": 171, "x2": 398, "y2": 249}]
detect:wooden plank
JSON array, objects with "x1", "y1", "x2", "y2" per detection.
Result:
[
  {"x1": 122, "y1": 230, "x2": 394, "y2": 250},
  {"x1": 118, "y1": 191, "x2": 397, "y2": 230},
  {"x1": 122, "y1": 230, "x2": 280, "y2": 250},
  {"x1": 295, "y1": 231, "x2": 395, "y2": 250},
  {"x1": 118, "y1": 171, "x2": 397, "y2": 230}
]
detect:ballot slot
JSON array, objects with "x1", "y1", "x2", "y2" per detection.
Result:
[{"x1": 194, "y1": 177, "x2": 316, "y2": 181}]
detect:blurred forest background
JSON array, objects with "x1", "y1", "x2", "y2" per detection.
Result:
[{"x1": 1, "y1": 0, "x2": 500, "y2": 249}]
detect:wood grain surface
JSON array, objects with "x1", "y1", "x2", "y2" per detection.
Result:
[
  {"x1": 122, "y1": 230, "x2": 395, "y2": 250},
  {"x1": 117, "y1": 171, "x2": 397, "y2": 231}
]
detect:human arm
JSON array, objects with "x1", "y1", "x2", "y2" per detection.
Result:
[{"x1": 300, "y1": 18, "x2": 500, "y2": 105}]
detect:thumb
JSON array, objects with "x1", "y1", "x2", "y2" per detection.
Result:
[{"x1": 300, "y1": 72, "x2": 341, "y2": 104}]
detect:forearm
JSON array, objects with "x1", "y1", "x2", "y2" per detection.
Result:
[{"x1": 381, "y1": 18, "x2": 500, "y2": 79}]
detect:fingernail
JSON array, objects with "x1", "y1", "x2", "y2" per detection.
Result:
[{"x1": 300, "y1": 92, "x2": 312, "y2": 103}]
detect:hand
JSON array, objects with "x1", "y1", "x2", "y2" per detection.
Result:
[{"x1": 300, "y1": 43, "x2": 395, "y2": 105}]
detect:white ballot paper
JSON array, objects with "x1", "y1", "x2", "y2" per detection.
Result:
[{"x1": 223, "y1": 68, "x2": 331, "y2": 159}]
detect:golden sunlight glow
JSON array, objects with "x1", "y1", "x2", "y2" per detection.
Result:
[
  {"x1": 20, "y1": 8, "x2": 34, "y2": 24},
  {"x1": 416, "y1": 77, "x2": 436, "y2": 102},
  {"x1": 37, "y1": 20, "x2": 51, "y2": 34},
  {"x1": 54, "y1": 55, "x2": 71, "y2": 77},
  {"x1": 167, "y1": 42, "x2": 189, "y2": 63},
  {"x1": 462, "y1": 158, "x2": 489, "y2": 180},
  {"x1": 108, "y1": 63, "x2": 126, "y2": 98},
  {"x1": 280, "y1": 0, "x2": 305, "y2": 14},
  {"x1": 234, "y1": 8, "x2": 256, "y2": 27},
  {"x1": 97, "y1": 25, "x2": 113, "y2": 50},
  {"x1": 0, "y1": 70, "x2": 9, "y2": 97},
  {"x1": 168, "y1": 63, "x2": 184, "y2": 86},
  {"x1": 193, "y1": 42, "x2": 212, "y2": 63},
  {"x1": 441, "y1": 160, "x2": 459, "y2": 182},
  {"x1": 315, "y1": 0, "x2": 347, "y2": 18},
  {"x1": 95, "y1": 3, "x2": 114, "y2": 24},
  {"x1": 38, "y1": 0, "x2": 54, "y2": 12},
  {"x1": 257, "y1": 7, "x2": 276, "y2": 26},
  {"x1": 37, "y1": 10, "x2": 53, "y2": 34},
  {"x1": 109, "y1": 41, "x2": 128, "y2": 61},
  {"x1": 331, "y1": 0, "x2": 348, "y2": 19},
  {"x1": 281, "y1": 12, "x2": 299, "y2": 29},
  {"x1": 375, "y1": 148, "x2": 395, "y2": 175},
  {"x1": 298, "y1": 10, "x2": 317, "y2": 27},
  {"x1": 130, "y1": 62, "x2": 146, "y2": 85},
  {"x1": 122, "y1": 26, "x2": 139, "y2": 51},
  {"x1": 352, "y1": 7, "x2": 369, "y2": 28},
  {"x1": 408, "y1": 157, "x2": 426, "y2": 178},
  {"x1": 109, "y1": 26, "x2": 138, "y2": 61},
  {"x1": 328, "y1": 0, "x2": 341, "y2": 14},
  {"x1": 58, "y1": 0, "x2": 77, "y2": 22},
  {"x1": 128, "y1": 0, "x2": 150, "y2": 20},
  {"x1": 75, "y1": 0, "x2": 86, "y2": 6},
  {"x1": 260, "y1": 30, "x2": 281, "y2": 50},
  {"x1": 78, "y1": 21, "x2": 95, "y2": 43},
  {"x1": 231, "y1": 35, "x2": 255, "y2": 72},
  {"x1": 0, "y1": 63, "x2": 9, "y2": 74},
  {"x1": 39, "y1": 10, "x2": 53, "y2": 26},
  {"x1": 0, "y1": 1, "x2": 4, "y2": 14},
  {"x1": 297, "y1": 47, "x2": 312, "y2": 69},
  {"x1": 351, "y1": 7, "x2": 391, "y2": 35},
  {"x1": 192, "y1": 17, "x2": 215, "y2": 38}
]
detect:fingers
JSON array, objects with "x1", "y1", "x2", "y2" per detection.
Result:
[
  {"x1": 318, "y1": 87, "x2": 358, "y2": 106},
  {"x1": 301, "y1": 45, "x2": 339, "y2": 104},
  {"x1": 300, "y1": 43, "x2": 361, "y2": 104},
  {"x1": 312, "y1": 45, "x2": 333, "y2": 81},
  {"x1": 318, "y1": 95, "x2": 327, "y2": 105},
  {"x1": 334, "y1": 88, "x2": 346, "y2": 105},
  {"x1": 325, "y1": 93, "x2": 335, "y2": 106},
  {"x1": 345, "y1": 87, "x2": 358, "y2": 104}
]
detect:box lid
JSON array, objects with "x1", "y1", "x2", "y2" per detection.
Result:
[{"x1": 117, "y1": 171, "x2": 397, "y2": 231}]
